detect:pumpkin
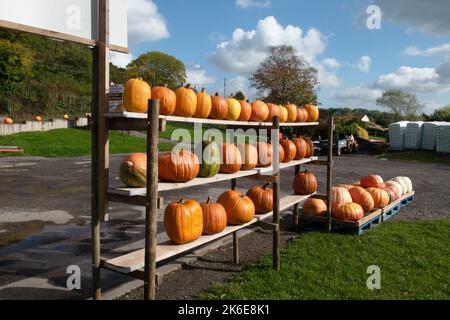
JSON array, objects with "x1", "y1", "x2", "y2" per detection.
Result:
[
  {"x1": 366, "y1": 188, "x2": 390, "y2": 209},
  {"x1": 164, "y1": 199, "x2": 203, "y2": 244},
  {"x1": 393, "y1": 177, "x2": 413, "y2": 194},
  {"x1": 256, "y1": 142, "x2": 272, "y2": 167},
  {"x1": 338, "y1": 184, "x2": 356, "y2": 191},
  {"x1": 280, "y1": 139, "x2": 296, "y2": 163},
  {"x1": 292, "y1": 137, "x2": 308, "y2": 160},
  {"x1": 158, "y1": 149, "x2": 200, "y2": 182},
  {"x1": 278, "y1": 143, "x2": 285, "y2": 163},
  {"x1": 226, "y1": 98, "x2": 242, "y2": 121},
  {"x1": 210, "y1": 93, "x2": 229, "y2": 120},
  {"x1": 303, "y1": 198, "x2": 327, "y2": 217},
  {"x1": 238, "y1": 143, "x2": 258, "y2": 171},
  {"x1": 385, "y1": 181, "x2": 403, "y2": 200},
  {"x1": 279, "y1": 106, "x2": 288, "y2": 123},
  {"x1": 217, "y1": 190, "x2": 255, "y2": 225},
  {"x1": 304, "y1": 104, "x2": 320, "y2": 122},
  {"x1": 266, "y1": 103, "x2": 280, "y2": 122},
  {"x1": 360, "y1": 175, "x2": 384, "y2": 188},
  {"x1": 119, "y1": 153, "x2": 147, "y2": 187},
  {"x1": 193, "y1": 88, "x2": 212, "y2": 119},
  {"x1": 151, "y1": 84, "x2": 176, "y2": 115},
  {"x1": 220, "y1": 144, "x2": 242, "y2": 174},
  {"x1": 197, "y1": 140, "x2": 221, "y2": 178},
  {"x1": 250, "y1": 101, "x2": 269, "y2": 122},
  {"x1": 333, "y1": 203, "x2": 364, "y2": 221},
  {"x1": 124, "y1": 78, "x2": 151, "y2": 113},
  {"x1": 64, "y1": 114, "x2": 70, "y2": 120},
  {"x1": 201, "y1": 197, "x2": 227, "y2": 235},
  {"x1": 286, "y1": 103, "x2": 298, "y2": 122},
  {"x1": 297, "y1": 108, "x2": 308, "y2": 123},
  {"x1": 238, "y1": 100, "x2": 252, "y2": 121},
  {"x1": 331, "y1": 187, "x2": 353, "y2": 214},
  {"x1": 175, "y1": 84, "x2": 197, "y2": 117},
  {"x1": 304, "y1": 138, "x2": 315, "y2": 158},
  {"x1": 293, "y1": 170, "x2": 318, "y2": 195},
  {"x1": 349, "y1": 187, "x2": 375, "y2": 213},
  {"x1": 34, "y1": 116, "x2": 42, "y2": 122},
  {"x1": 246, "y1": 184, "x2": 274, "y2": 214},
  {"x1": 4, "y1": 117, "x2": 13, "y2": 124}
]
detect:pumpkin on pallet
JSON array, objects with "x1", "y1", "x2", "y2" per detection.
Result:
[
  {"x1": 197, "y1": 140, "x2": 221, "y2": 178},
  {"x1": 194, "y1": 88, "x2": 212, "y2": 119},
  {"x1": 360, "y1": 175, "x2": 384, "y2": 188},
  {"x1": 292, "y1": 137, "x2": 307, "y2": 160},
  {"x1": 331, "y1": 187, "x2": 353, "y2": 215},
  {"x1": 250, "y1": 101, "x2": 269, "y2": 122},
  {"x1": 226, "y1": 98, "x2": 241, "y2": 121},
  {"x1": 151, "y1": 84, "x2": 176, "y2": 115},
  {"x1": 366, "y1": 188, "x2": 390, "y2": 209},
  {"x1": 385, "y1": 181, "x2": 403, "y2": 200},
  {"x1": 200, "y1": 197, "x2": 227, "y2": 235},
  {"x1": 174, "y1": 84, "x2": 197, "y2": 117},
  {"x1": 119, "y1": 153, "x2": 147, "y2": 188},
  {"x1": 349, "y1": 186, "x2": 374, "y2": 213},
  {"x1": 280, "y1": 138, "x2": 296, "y2": 163},
  {"x1": 124, "y1": 78, "x2": 151, "y2": 113},
  {"x1": 220, "y1": 144, "x2": 242, "y2": 174},
  {"x1": 392, "y1": 177, "x2": 413, "y2": 195},
  {"x1": 238, "y1": 143, "x2": 258, "y2": 171},
  {"x1": 164, "y1": 199, "x2": 203, "y2": 245},
  {"x1": 217, "y1": 190, "x2": 255, "y2": 225},
  {"x1": 293, "y1": 170, "x2": 318, "y2": 195},
  {"x1": 238, "y1": 100, "x2": 252, "y2": 121},
  {"x1": 158, "y1": 149, "x2": 200, "y2": 182},
  {"x1": 333, "y1": 203, "x2": 364, "y2": 221},
  {"x1": 256, "y1": 142, "x2": 272, "y2": 168},
  {"x1": 210, "y1": 93, "x2": 228, "y2": 120},
  {"x1": 246, "y1": 184, "x2": 273, "y2": 214},
  {"x1": 303, "y1": 198, "x2": 327, "y2": 217}
]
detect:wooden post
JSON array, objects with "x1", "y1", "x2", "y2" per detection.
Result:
[
  {"x1": 326, "y1": 117, "x2": 334, "y2": 233},
  {"x1": 231, "y1": 178, "x2": 239, "y2": 264},
  {"x1": 91, "y1": 0, "x2": 109, "y2": 301},
  {"x1": 144, "y1": 100, "x2": 160, "y2": 300},
  {"x1": 272, "y1": 116, "x2": 281, "y2": 271},
  {"x1": 292, "y1": 165, "x2": 301, "y2": 230}
]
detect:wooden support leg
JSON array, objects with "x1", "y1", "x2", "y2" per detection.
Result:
[
  {"x1": 292, "y1": 165, "x2": 301, "y2": 231},
  {"x1": 326, "y1": 117, "x2": 334, "y2": 233},
  {"x1": 272, "y1": 116, "x2": 281, "y2": 271},
  {"x1": 233, "y1": 232, "x2": 240, "y2": 265}
]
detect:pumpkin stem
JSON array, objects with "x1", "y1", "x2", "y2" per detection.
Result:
[
  {"x1": 186, "y1": 83, "x2": 191, "y2": 89},
  {"x1": 124, "y1": 161, "x2": 134, "y2": 168},
  {"x1": 207, "y1": 197, "x2": 213, "y2": 204},
  {"x1": 164, "y1": 84, "x2": 168, "y2": 88},
  {"x1": 177, "y1": 199, "x2": 186, "y2": 204},
  {"x1": 246, "y1": 99, "x2": 250, "y2": 103},
  {"x1": 201, "y1": 88, "x2": 206, "y2": 93},
  {"x1": 263, "y1": 183, "x2": 271, "y2": 189}
]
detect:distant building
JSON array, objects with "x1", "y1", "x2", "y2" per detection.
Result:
[{"x1": 362, "y1": 115, "x2": 370, "y2": 123}]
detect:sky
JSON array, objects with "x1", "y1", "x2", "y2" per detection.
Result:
[{"x1": 110, "y1": 0, "x2": 450, "y2": 114}]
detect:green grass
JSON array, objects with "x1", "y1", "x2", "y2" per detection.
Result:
[
  {"x1": 377, "y1": 150, "x2": 450, "y2": 165},
  {"x1": 0, "y1": 128, "x2": 173, "y2": 157},
  {"x1": 200, "y1": 220, "x2": 450, "y2": 300}
]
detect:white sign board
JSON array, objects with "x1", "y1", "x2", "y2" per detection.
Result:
[{"x1": 0, "y1": 0, "x2": 128, "y2": 52}]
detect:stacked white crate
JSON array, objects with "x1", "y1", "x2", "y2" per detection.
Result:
[
  {"x1": 436, "y1": 123, "x2": 450, "y2": 153},
  {"x1": 389, "y1": 122, "x2": 408, "y2": 150},
  {"x1": 421, "y1": 122, "x2": 443, "y2": 150},
  {"x1": 404, "y1": 122, "x2": 424, "y2": 149}
]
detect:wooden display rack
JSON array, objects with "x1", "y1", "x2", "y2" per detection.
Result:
[{"x1": 92, "y1": 99, "x2": 335, "y2": 300}]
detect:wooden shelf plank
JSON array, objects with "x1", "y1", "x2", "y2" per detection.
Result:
[
  {"x1": 103, "y1": 194, "x2": 313, "y2": 273},
  {"x1": 104, "y1": 112, "x2": 319, "y2": 128},
  {"x1": 108, "y1": 157, "x2": 318, "y2": 196}
]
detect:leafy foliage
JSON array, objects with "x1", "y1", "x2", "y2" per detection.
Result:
[
  {"x1": 376, "y1": 90, "x2": 423, "y2": 117},
  {"x1": 423, "y1": 105, "x2": 450, "y2": 122}
]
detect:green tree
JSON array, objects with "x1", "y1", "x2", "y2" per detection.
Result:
[
  {"x1": 110, "y1": 63, "x2": 127, "y2": 84},
  {"x1": 126, "y1": 51, "x2": 186, "y2": 88},
  {"x1": 425, "y1": 105, "x2": 450, "y2": 121},
  {"x1": 231, "y1": 91, "x2": 246, "y2": 100},
  {"x1": 250, "y1": 45, "x2": 318, "y2": 106},
  {"x1": 376, "y1": 90, "x2": 423, "y2": 118}
]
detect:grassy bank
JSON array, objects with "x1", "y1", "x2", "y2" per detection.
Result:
[
  {"x1": 200, "y1": 220, "x2": 450, "y2": 300},
  {"x1": 377, "y1": 150, "x2": 450, "y2": 164}
]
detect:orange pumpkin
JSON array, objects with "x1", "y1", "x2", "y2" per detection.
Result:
[
  {"x1": 304, "y1": 138, "x2": 315, "y2": 158},
  {"x1": 250, "y1": 101, "x2": 269, "y2": 122},
  {"x1": 238, "y1": 144, "x2": 258, "y2": 171},
  {"x1": 64, "y1": 114, "x2": 70, "y2": 120},
  {"x1": 164, "y1": 199, "x2": 203, "y2": 244},
  {"x1": 246, "y1": 184, "x2": 274, "y2": 214},
  {"x1": 292, "y1": 137, "x2": 308, "y2": 160},
  {"x1": 304, "y1": 104, "x2": 320, "y2": 122},
  {"x1": 194, "y1": 88, "x2": 212, "y2": 118},
  {"x1": 3, "y1": 117, "x2": 13, "y2": 124},
  {"x1": 238, "y1": 100, "x2": 252, "y2": 121},
  {"x1": 256, "y1": 142, "x2": 272, "y2": 167},
  {"x1": 217, "y1": 190, "x2": 255, "y2": 225},
  {"x1": 303, "y1": 198, "x2": 327, "y2": 217},
  {"x1": 293, "y1": 170, "x2": 318, "y2": 195},
  {"x1": 286, "y1": 103, "x2": 298, "y2": 122},
  {"x1": 220, "y1": 144, "x2": 242, "y2": 174},
  {"x1": 297, "y1": 108, "x2": 308, "y2": 123},
  {"x1": 349, "y1": 187, "x2": 375, "y2": 213},
  {"x1": 266, "y1": 103, "x2": 280, "y2": 122},
  {"x1": 158, "y1": 149, "x2": 200, "y2": 182},
  {"x1": 124, "y1": 78, "x2": 152, "y2": 113},
  {"x1": 279, "y1": 106, "x2": 288, "y2": 123},
  {"x1": 201, "y1": 197, "x2": 227, "y2": 235},
  {"x1": 333, "y1": 203, "x2": 364, "y2": 221},
  {"x1": 361, "y1": 175, "x2": 384, "y2": 188},
  {"x1": 175, "y1": 84, "x2": 197, "y2": 117},
  {"x1": 385, "y1": 181, "x2": 402, "y2": 201},
  {"x1": 119, "y1": 153, "x2": 147, "y2": 187},
  {"x1": 366, "y1": 188, "x2": 390, "y2": 209},
  {"x1": 338, "y1": 184, "x2": 356, "y2": 191},
  {"x1": 34, "y1": 116, "x2": 42, "y2": 122},
  {"x1": 331, "y1": 187, "x2": 353, "y2": 214},
  {"x1": 210, "y1": 93, "x2": 228, "y2": 120},
  {"x1": 278, "y1": 143, "x2": 285, "y2": 163},
  {"x1": 280, "y1": 139, "x2": 296, "y2": 163},
  {"x1": 151, "y1": 85, "x2": 176, "y2": 115}
]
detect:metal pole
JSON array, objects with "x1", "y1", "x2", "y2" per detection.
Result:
[
  {"x1": 144, "y1": 100, "x2": 160, "y2": 300},
  {"x1": 272, "y1": 116, "x2": 281, "y2": 271},
  {"x1": 326, "y1": 117, "x2": 334, "y2": 233}
]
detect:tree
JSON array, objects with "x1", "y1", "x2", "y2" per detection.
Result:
[
  {"x1": 250, "y1": 45, "x2": 318, "y2": 106},
  {"x1": 110, "y1": 63, "x2": 127, "y2": 84},
  {"x1": 425, "y1": 105, "x2": 450, "y2": 122},
  {"x1": 126, "y1": 51, "x2": 186, "y2": 88},
  {"x1": 376, "y1": 90, "x2": 423, "y2": 118},
  {"x1": 231, "y1": 91, "x2": 246, "y2": 100}
]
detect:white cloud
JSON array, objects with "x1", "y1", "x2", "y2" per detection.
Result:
[
  {"x1": 110, "y1": 52, "x2": 134, "y2": 69},
  {"x1": 375, "y1": 66, "x2": 445, "y2": 92},
  {"x1": 225, "y1": 76, "x2": 259, "y2": 99},
  {"x1": 405, "y1": 44, "x2": 450, "y2": 57},
  {"x1": 357, "y1": 56, "x2": 371, "y2": 73},
  {"x1": 186, "y1": 65, "x2": 215, "y2": 89},
  {"x1": 236, "y1": 0, "x2": 271, "y2": 9},
  {"x1": 128, "y1": 0, "x2": 170, "y2": 44},
  {"x1": 332, "y1": 86, "x2": 382, "y2": 107},
  {"x1": 322, "y1": 58, "x2": 341, "y2": 70}
]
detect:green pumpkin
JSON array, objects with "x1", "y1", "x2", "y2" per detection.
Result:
[{"x1": 197, "y1": 140, "x2": 221, "y2": 178}]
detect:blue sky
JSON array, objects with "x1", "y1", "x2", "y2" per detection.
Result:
[{"x1": 111, "y1": 0, "x2": 450, "y2": 114}]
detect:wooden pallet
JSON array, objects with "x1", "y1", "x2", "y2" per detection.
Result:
[
  {"x1": 0, "y1": 146, "x2": 24, "y2": 154},
  {"x1": 382, "y1": 191, "x2": 415, "y2": 222}
]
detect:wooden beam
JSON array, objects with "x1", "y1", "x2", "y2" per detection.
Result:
[{"x1": 326, "y1": 117, "x2": 334, "y2": 233}]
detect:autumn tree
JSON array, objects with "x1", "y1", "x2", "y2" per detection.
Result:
[
  {"x1": 250, "y1": 45, "x2": 318, "y2": 106},
  {"x1": 376, "y1": 90, "x2": 423, "y2": 118}
]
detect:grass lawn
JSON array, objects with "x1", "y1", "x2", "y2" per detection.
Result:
[
  {"x1": 377, "y1": 150, "x2": 450, "y2": 165},
  {"x1": 200, "y1": 220, "x2": 450, "y2": 300},
  {"x1": 0, "y1": 128, "x2": 173, "y2": 157}
]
